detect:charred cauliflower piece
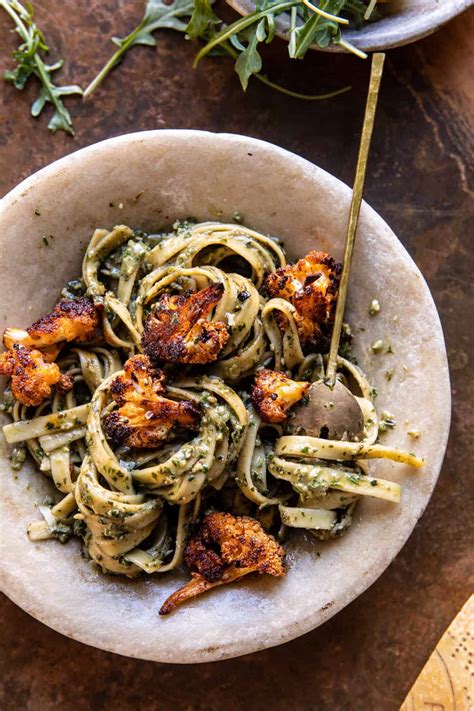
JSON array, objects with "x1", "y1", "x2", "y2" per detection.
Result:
[
  {"x1": 251, "y1": 368, "x2": 310, "y2": 424},
  {"x1": 104, "y1": 354, "x2": 201, "y2": 449},
  {"x1": 0, "y1": 345, "x2": 73, "y2": 406},
  {"x1": 159, "y1": 512, "x2": 285, "y2": 615},
  {"x1": 142, "y1": 284, "x2": 229, "y2": 365},
  {"x1": 265, "y1": 251, "x2": 341, "y2": 350},
  {"x1": 3, "y1": 297, "x2": 100, "y2": 351},
  {"x1": 108, "y1": 353, "x2": 166, "y2": 406}
]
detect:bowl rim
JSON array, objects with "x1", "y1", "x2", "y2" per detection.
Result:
[
  {"x1": 0, "y1": 129, "x2": 451, "y2": 662},
  {"x1": 226, "y1": 0, "x2": 472, "y2": 52}
]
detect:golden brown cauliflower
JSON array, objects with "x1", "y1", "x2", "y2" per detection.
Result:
[
  {"x1": 104, "y1": 354, "x2": 201, "y2": 449},
  {"x1": 265, "y1": 251, "x2": 341, "y2": 351},
  {"x1": 159, "y1": 512, "x2": 285, "y2": 615},
  {"x1": 3, "y1": 297, "x2": 100, "y2": 351},
  {"x1": 251, "y1": 368, "x2": 310, "y2": 424},
  {"x1": 142, "y1": 284, "x2": 229, "y2": 365},
  {"x1": 0, "y1": 345, "x2": 73, "y2": 406}
]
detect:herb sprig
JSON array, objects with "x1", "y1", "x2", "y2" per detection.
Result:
[
  {"x1": 83, "y1": 0, "x2": 196, "y2": 98},
  {"x1": 85, "y1": 0, "x2": 378, "y2": 99},
  {"x1": 1, "y1": 0, "x2": 82, "y2": 134}
]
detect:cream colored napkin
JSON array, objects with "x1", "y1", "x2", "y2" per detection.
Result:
[{"x1": 400, "y1": 595, "x2": 473, "y2": 711}]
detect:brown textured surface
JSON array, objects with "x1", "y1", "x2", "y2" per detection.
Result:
[{"x1": 0, "y1": 3, "x2": 473, "y2": 710}]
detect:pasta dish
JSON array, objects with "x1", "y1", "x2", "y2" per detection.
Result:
[{"x1": 0, "y1": 221, "x2": 423, "y2": 613}]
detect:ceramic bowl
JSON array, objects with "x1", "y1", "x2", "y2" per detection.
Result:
[
  {"x1": 227, "y1": 0, "x2": 472, "y2": 53},
  {"x1": 0, "y1": 130, "x2": 450, "y2": 663}
]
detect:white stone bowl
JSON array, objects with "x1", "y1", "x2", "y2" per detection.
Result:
[
  {"x1": 0, "y1": 130, "x2": 450, "y2": 663},
  {"x1": 227, "y1": 0, "x2": 472, "y2": 53}
]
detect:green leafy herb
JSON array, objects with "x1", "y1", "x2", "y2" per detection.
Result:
[
  {"x1": 186, "y1": 0, "x2": 219, "y2": 39},
  {"x1": 84, "y1": 0, "x2": 378, "y2": 99},
  {"x1": 234, "y1": 19, "x2": 266, "y2": 90},
  {"x1": 83, "y1": 0, "x2": 196, "y2": 97},
  {"x1": 1, "y1": 0, "x2": 82, "y2": 133}
]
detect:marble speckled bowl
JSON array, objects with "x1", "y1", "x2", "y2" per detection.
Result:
[
  {"x1": 227, "y1": 0, "x2": 472, "y2": 53},
  {"x1": 0, "y1": 130, "x2": 450, "y2": 663}
]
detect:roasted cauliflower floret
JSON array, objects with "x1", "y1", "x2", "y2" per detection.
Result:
[
  {"x1": 3, "y1": 297, "x2": 100, "y2": 351},
  {"x1": 108, "y1": 353, "x2": 166, "y2": 406},
  {"x1": 0, "y1": 345, "x2": 72, "y2": 406},
  {"x1": 104, "y1": 354, "x2": 201, "y2": 449},
  {"x1": 159, "y1": 512, "x2": 285, "y2": 615},
  {"x1": 142, "y1": 284, "x2": 229, "y2": 365},
  {"x1": 265, "y1": 251, "x2": 341, "y2": 350},
  {"x1": 251, "y1": 368, "x2": 310, "y2": 424}
]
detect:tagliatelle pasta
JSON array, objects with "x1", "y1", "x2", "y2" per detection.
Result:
[{"x1": 1, "y1": 221, "x2": 423, "y2": 588}]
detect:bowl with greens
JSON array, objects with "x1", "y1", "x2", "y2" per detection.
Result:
[
  {"x1": 225, "y1": 0, "x2": 472, "y2": 61},
  {"x1": 83, "y1": 0, "x2": 473, "y2": 100}
]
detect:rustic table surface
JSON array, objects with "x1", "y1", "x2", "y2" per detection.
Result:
[{"x1": 0, "y1": 3, "x2": 472, "y2": 709}]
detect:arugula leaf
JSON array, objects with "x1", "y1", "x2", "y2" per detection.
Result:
[
  {"x1": 193, "y1": 1, "x2": 296, "y2": 66},
  {"x1": 84, "y1": 0, "x2": 196, "y2": 97},
  {"x1": 235, "y1": 19, "x2": 267, "y2": 90},
  {"x1": 116, "y1": 0, "x2": 194, "y2": 46},
  {"x1": 1, "y1": 0, "x2": 82, "y2": 134},
  {"x1": 264, "y1": 11, "x2": 276, "y2": 43},
  {"x1": 31, "y1": 78, "x2": 83, "y2": 133},
  {"x1": 290, "y1": 0, "x2": 344, "y2": 58},
  {"x1": 185, "y1": 0, "x2": 219, "y2": 40}
]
